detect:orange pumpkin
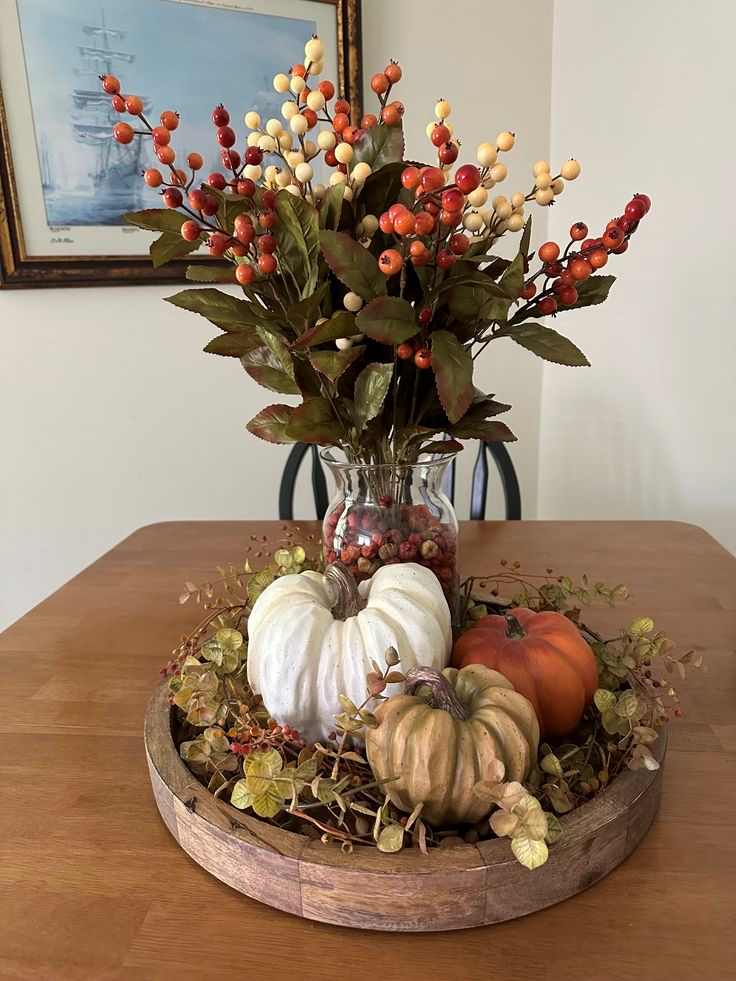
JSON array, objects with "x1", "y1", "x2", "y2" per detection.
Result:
[{"x1": 452, "y1": 608, "x2": 598, "y2": 738}]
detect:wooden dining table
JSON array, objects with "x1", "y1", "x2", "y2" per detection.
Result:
[{"x1": 0, "y1": 519, "x2": 733, "y2": 980}]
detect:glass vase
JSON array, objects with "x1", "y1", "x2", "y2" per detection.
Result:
[{"x1": 321, "y1": 452, "x2": 460, "y2": 615}]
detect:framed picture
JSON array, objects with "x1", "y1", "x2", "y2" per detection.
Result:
[{"x1": 0, "y1": 0, "x2": 362, "y2": 288}]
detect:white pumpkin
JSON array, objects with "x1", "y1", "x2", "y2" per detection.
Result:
[{"x1": 246, "y1": 562, "x2": 452, "y2": 743}]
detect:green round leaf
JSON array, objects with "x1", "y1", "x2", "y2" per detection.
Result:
[
  {"x1": 511, "y1": 835, "x2": 549, "y2": 870},
  {"x1": 377, "y1": 823, "x2": 405, "y2": 853}
]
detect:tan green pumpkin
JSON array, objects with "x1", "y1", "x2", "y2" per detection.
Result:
[{"x1": 365, "y1": 664, "x2": 540, "y2": 827}]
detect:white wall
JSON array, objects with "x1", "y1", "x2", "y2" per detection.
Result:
[
  {"x1": 0, "y1": 0, "x2": 553, "y2": 629},
  {"x1": 362, "y1": 0, "x2": 553, "y2": 520},
  {"x1": 539, "y1": 0, "x2": 736, "y2": 552}
]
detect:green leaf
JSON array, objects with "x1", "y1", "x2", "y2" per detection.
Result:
[
  {"x1": 230, "y1": 778, "x2": 253, "y2": 810},
  {"x1": 287, "y1": 283, "x2": 328, "y2": 334},
  {"x1": 241, "y1": 329, "x2": 298, "y2": 394},
  {"x1": 353, "y1": 362, "x2": 393, "y2": 430},
  {"x1": 203, "y1": 332, "x2": 261, "y2": 358},
  {"x1": 491, "y1": 809, "x2": 520, "y2": 838},
  {"x1": 186, "y1": 264, "x2": 235, "y2": 283},
  {"x1": 219, "y1": 195, "x2": 255, "y2": 236},
  {"x1": 451, "y1": 419, "x2": 516, "y2": 441},
  {"x1": 196, "y1": 186, "x2": 254, "y2": 235},
  {"x1": 443, "y1": 272, "x2": 505, "y2": 320},
  {"x1": 499, "y1": 252, "x2": 525, "y2": 300},
  {"x1": 320, "y1": 230, "x2": 386, "y2": 300},
  {"x1": 519, "y1": 215, "x2": 533, "y2": 260},
  {"x1": 123, "y1": 208, "x2": 189, "y2": 234},
  {"x1": 544, "y1": 812, "x2": 563, "y2": 845},
  {"x1": 352, "y1": 123, "x2": 405, "y2": 170},
  {"x1": 247, "y1": 785, "x2": 285, "y2": 818},
  {"x1": 545, "y1": 781, "x2": 575, "y2": 813},
  {"x1": 123, "y1": 208, "x2": 201, "y2": 269},
  {"x1": 489, "y1": 256, "x2": 517, "y2": 278},
  {"x1": 462, "y1": 392, "x2": 512, "y2": 419},
  {"x1": 276, "y1": 191, "x2": 320, "y2": 297},
  {"x1": 507, "y1": 323, "x2": 590, "y2": 367},
  {"x1": 616, "y1": 690, "x2": 640, "y2": 719},
  {"x1": 150, "y1": 231, "x2": 201, "y2": 268},
  {"x1": 593, "y1": 689, "x2": 617, "y2": 713},
  {"x1": 309, "y1": 345, "x2": 365, "y2": 383},
  {"x1": 463, "y1": 251, "x2": 511, "y2": 275},
  {"x1": 629, "y1": 616, "x2": 655, "y2": 637},
  {"x1": 445, "y1": 392, "x2": 514, "y2": 440},
  {"x1": 242, "y1": 353, "x2": 299, "y2": 394},
  {"x1": 431, "y1": 330, "x2": 473, "y2": 424},
  {"x1": 561, "y1": 274, "x2": 615, "y2": 311},
  {"x1": 601, "y1": 708, "x2": 627, "y2": 735},
  {"x1": 180, "y1": 737, "x2": 211, "y2": 765},
  {"x1": 512, "y1": 275, "x2": 616, "y2": 324},
  {"x1": 164, "y1": 288, "x2": 271, "y2": 333},
  {"x1": 319, "y1": 183, "x2": 345, "y2": 230},
  {"x1": 291, "y1": 310, "x2": 358, "y2": 350},
  {"x1": 418, "y1": 438, "x2": 464, "y2": 455},
  {"x1": 246, "y1": 404, "x2": 296, "y2": 443},
  {"x1": 377, "y1": 823, "x2": 405, "y2": 853},
  {"x1": 246, "y1": 747, "x2": 283, "y2": 779},
  {"x1": 482, "y1": 296, "x2": 512, "y2": 322},
  {"x1": 633, "y1": 725, "x2": 659, "y2": 745},
  {"x1": 293, "y1": 358, "x2": 323, "y2": 398},
  {"x1": 540, "y1": 753, "x2": 563, "y2": 777},
  {"x1": 215, "y1": 627, "x2": 243, "y2": 651},
  {"x1": 356, "y1": 295, "x2": 416, "y2": 344},
  {"x1": 511, "y1": 834, "x2": 549, "y2": 870},
  {"x1": 360, "y1": 161, "x2": 409, "y2": 221},
  {"x1": 284, "y1": 398, "x2": 343, "y2": 445}
]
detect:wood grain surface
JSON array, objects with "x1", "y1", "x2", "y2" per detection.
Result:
[
  {"x1": 145, "y1": 683, "x2": 666, "y2": 931},
  {"x1": 0, "y1": 520, "x2": 734, "y2": 979}
]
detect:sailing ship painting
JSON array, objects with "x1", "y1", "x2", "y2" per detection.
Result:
[
  {"x1": 14, "y1": 0, "x2": 318, "y2": 229},
  {"x1": 18, "y1": 6, "x2": 151, "y2": 225},
  {"x1": 67, "y1": 14, "x2": 150, "y2": 220}
]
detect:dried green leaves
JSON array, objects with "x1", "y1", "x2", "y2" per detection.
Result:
[
  {"x1": 231, "y1": 750, "x2": 319, "y2": 818},
  {"x1": 473, "y1": 779, "x2": 556, "y2": 870}
]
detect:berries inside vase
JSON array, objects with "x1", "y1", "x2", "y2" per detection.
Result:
[{"x1": 321, "y1": 453, "x2": 460, "y2": 613}]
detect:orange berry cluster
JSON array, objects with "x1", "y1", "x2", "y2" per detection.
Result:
[{"x1": 524, "y1": 193, "x2": 652, "y2": 314}]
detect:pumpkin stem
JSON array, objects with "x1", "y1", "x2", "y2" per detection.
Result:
[
  {"x1": 404, "y1": 666, "x2": 469, "y2": 721},
  {"x1": 505, "y1": 614, "x2": 526, "y2": 639},
  {"x1": 324, "y1": 561, "x2": 364, "y2": 619}
]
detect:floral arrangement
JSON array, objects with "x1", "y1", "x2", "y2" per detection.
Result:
[
  {"x1": 108, "y1": 36, "x2": 681, "y2": 876},
  {"x1": 101, "y1": 35, "x2": 651, "y2": 469},
  {"x1": 165, "y1": 535, "x2": 699, "y2": 870}
]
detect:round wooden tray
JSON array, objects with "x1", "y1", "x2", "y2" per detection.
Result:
[{"x1": 144, "y1": 683, "x2": 666, "y2": 932}]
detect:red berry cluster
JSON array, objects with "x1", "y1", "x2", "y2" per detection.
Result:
[
  {"x1": 376, "y1": 163, "x2": 480, "y2": 279},
  {"x1": 430, "y1": 120, "x2": 459, "y2": 165},
  {"x1": 367, "y1": 61, "x2": 405, "y2": 126},
  {"x1": 300, "y1": 61, "x2": 400, "y2": 171},
  {"x1": 230, "y1": 720, "x2": 305, "y2": 757},
  {"x1": 100, "y1": 70, "x2": 283, "y2": 282},
  {"x1": 159, "y1": 657, "x2": 181, "y2": 680},
  {"x1": 522, "y1": 193, "x2": 651, "y2": 315},
  {"x1": 323, "y1": 500, "x2": 457, "y2": 598},
  {"x1": 396, "y1": 308, "x2": 433, "y2": 368}
]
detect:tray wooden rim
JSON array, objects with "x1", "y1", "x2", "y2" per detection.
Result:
[{"x1": 144, "y1": 682, "x2": 666, "y2": 931}]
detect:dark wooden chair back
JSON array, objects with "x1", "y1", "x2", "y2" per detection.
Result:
[{"x1": 278, "y1": 442, "x2": 521, "y2": 521}]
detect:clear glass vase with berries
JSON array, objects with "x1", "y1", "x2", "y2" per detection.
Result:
[{"x1": 321, "y1": 452, "x2": 460, "y2": 613}]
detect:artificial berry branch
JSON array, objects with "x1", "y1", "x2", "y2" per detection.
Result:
[{"x1": 102, "y1": 33, "x2": 651, "y2": 469}]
